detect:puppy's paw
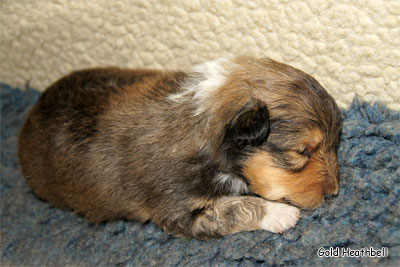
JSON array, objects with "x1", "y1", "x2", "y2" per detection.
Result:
[{"x1": 260, "y1": 201, "x2": 300, "y2": 234}]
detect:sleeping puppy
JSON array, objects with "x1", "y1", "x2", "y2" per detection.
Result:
[{"x1": 18, "y1": 57, "x2": 342, "y2": 239}]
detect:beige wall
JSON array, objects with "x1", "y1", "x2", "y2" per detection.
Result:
[{"x1": 1, "y1": 0, "x2": 399, "y2": 109}]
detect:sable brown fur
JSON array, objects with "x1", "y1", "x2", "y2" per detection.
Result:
[{"x1": 18, "y1": 57, "x2": 342, "y2": 239}]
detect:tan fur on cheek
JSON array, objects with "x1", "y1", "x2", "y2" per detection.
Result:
[
  {"x1": 242, "y1": 153, "x2": 288, "y2": 200},
  {"x1": 243, "y1": 151, "x2": 325, "y2": 210}
]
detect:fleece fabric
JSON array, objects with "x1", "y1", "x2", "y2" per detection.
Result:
[{"x1": 1, "y1": 0, "x2": 399, "y2": 110}]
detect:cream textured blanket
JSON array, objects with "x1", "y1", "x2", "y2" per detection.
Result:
[{"x1": 1, "y1": 0, "x2": 399, "y2": 110}]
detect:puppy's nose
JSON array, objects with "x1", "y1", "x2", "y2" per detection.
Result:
[
  {"x1": 323, "y1": 171, "x2": 339, "y2": 197},
  {"x1": 330, "y1": 186, "x2": 339, "y2": 196},
  {"x1": 323, "y1": 183, "x2": 339, "y2": 197},
  {"x1": 324, "y1": 192, "x2": 338, "y2": 200},
  {"x1": 324, "y1": 152, "x2": 340, "y2": 196},
  {"x1": 324, "y1": 185, "x2": 339, "y2": 200}
]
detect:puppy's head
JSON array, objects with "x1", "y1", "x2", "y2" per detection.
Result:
[{"x1": 216, "y1": 57, "x2": 342, "y2": 209}]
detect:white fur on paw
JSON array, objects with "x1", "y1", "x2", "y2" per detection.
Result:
[{"x1": 260, "y1": 201, "x2": 300, "y2": 234}]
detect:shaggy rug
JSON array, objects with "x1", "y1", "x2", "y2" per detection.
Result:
[{"x1": 1, "y1": 83, "x2": 399, "y2": 266}]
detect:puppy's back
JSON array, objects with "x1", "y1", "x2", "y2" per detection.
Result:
[{"x1": 17, "y1": 68, "x2": 186, "y2": 222}]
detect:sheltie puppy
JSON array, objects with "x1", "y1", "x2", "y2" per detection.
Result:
[{"x1": 18, "y1": 57, "x2": 342, "y2": 239}]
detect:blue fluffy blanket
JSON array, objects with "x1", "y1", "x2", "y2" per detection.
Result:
[{"x1": 1, "y1": 83, "x2": 399, "y2": 266}]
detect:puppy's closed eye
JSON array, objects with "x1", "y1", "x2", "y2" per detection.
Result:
[
  {"x1": 298, "y1": 148, "x2": 311, "y2": 158},
  {"x1": 285, "y1": 150, "x2": 310, "y2": 172}
]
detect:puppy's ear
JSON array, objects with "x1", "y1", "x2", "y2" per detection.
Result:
[{"x1": 224, "y1": 101, "x2": 269, "y2": 148}]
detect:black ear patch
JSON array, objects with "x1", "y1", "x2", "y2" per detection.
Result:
[{"x1": 224, "y1": 101, "x2": 269, "y2": 148}]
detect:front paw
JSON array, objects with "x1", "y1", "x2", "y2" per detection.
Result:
[{"x1": 260, "y1": 201, "x2": 300, "y2": 234}]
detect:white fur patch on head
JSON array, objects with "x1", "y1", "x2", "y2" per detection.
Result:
[
  {"x1": 191, "y1": 58, "x2": 230, "y2": 100},
  {"x1": 168, "y1": 58, "x2": 232, "y2": 114},
  {"x1": 216, "y1": 172, "x2": 249, "y2": 195}
]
